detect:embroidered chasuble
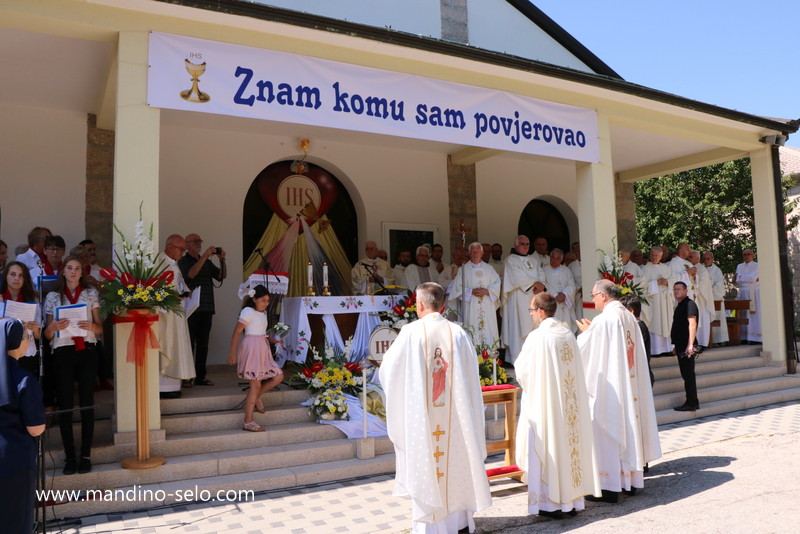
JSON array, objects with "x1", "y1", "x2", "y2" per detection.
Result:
[
  {"x1": 380, "y1": 313, "x2": 491, "y2": 530},
  {"x1": 501, "y1": 254, "x2": 543, "y2": 364},
  {"x1": 515, "y1": 318, "x2": 600, "y2": 514},
  {"x1": 577, "y1": 301, "x2": 661, "y2": 492},
  {"x1": 450, "y1": 261, "x2": 501, "y2": 348}
]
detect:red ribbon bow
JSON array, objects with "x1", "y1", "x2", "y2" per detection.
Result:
[{"x1": 113, "y1": 309, "x2": 160, "y2": 366}]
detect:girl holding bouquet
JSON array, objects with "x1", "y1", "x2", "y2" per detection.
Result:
[{"x1": 227, "y1": 285, "x2": 283, "y2": 432}]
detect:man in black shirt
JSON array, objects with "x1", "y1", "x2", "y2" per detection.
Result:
[
  {"x1": 671, "y1": 281, "x2": 699, "y2": 411},
  {"x1": 179, "y1": 234, "x2": 226, "y2": 386}
]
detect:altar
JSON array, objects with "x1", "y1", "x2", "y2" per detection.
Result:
[{"x1": 277, "y1": 295, "x2": 402, "y2": 364}]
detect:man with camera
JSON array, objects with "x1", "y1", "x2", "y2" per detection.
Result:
[{"x1": 179, "y1": 233, "x2": 226, "y2": 387}]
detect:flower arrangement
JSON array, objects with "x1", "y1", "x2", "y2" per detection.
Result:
[
  {"x1": 474, "y1": 341, "x2": 508, "y2": 386},
  {"x1": 268, "y1": 321, "x2": 291, "y2": 339},
  {"x1": 309, "y1": 387, "x2": 349, "y2": 420},
  {"x1": 376, "y1": 291, "x2": 418, "y2": 330},
  {"x1": 98, "y1": 204, "x2": 183, "y2": 318},
  {"x1": 290, "y1": 338, "x2": 365, "y2": 397},
  {"x1": 597, "y1": 245, "x2": 649, "y2": 305}
]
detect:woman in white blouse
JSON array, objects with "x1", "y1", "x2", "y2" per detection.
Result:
[{"x1": 43, "y1": 256, "x2": 103, "y2": 475}]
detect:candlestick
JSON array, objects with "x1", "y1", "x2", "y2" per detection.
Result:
[
  {"x1": 323, "y1": 262, "x2": 329, "y2": 286},
  {"x1": 307, "y1": 262, "x2": 313, "y2": 286}
]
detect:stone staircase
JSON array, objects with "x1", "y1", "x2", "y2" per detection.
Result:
[
  {"x1": 651, "y1": 344, "x2": 800, "y2": 425},
  {"x1": 41, "y1": 369, "x2": 396, "y2": 519},
  {"x1": 41, "y1": 346, "x2": 800, "y2": 519}
]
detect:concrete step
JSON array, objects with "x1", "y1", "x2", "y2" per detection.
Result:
[
  {"x1": 45, "y1": 419, "x2": 349, "y2": 468},
  {"x1": 47, "y1": 451, "x2": 397, "y2": 518},
  {"x1": 160, "y1": 385, "x2": 309, "y2": 415},
  {"x1": 651, "y1": 355, "x2": 768, "y2": 382},
  {"x1": 47, "y1": 435, "x2": 395, "y2": 492},
  {"x1": 161, "y1": 404, "x2": 314, "y2": 434},
  {"x1": 652, "y1": 366, "x2": 785, "y2": 398},
  {"x1": 656, "y1": 384, "x2": 800, "y2": 425},
  {"x1": 649, "y1": 345, "x2": 761, "y2": 369},
  {"x1": 654, "y1": 375, "x2": 800, "y2": 415}
]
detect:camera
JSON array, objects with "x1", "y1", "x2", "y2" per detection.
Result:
[{"x1": 214, "y1": 247, "x2": 222, "y2": 255}]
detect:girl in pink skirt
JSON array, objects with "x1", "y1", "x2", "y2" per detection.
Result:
[{"x1": 227, "y1": 285, "x2": 283, "y2": 432}]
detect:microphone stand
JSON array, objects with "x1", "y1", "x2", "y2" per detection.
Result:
[
  {"x1": 361, "y1": 262, "x2": 388, "y2": 295},
  {"x1": 35, "y1": 262, "x2": 47, "y2": 534}
]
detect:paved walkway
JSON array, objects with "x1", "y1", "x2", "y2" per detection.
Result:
[{"x1": 47, "y1": 400, "x2": 800, "y2": 534}]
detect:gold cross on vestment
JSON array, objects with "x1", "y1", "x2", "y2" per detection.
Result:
[
  {"x1": 436, "y1": 467, "x2": 445, "y2": 481},
  {"x1": 432, "y1": 425, "x2": 445, "y2": 441},
  {"x1": 433, "y1": 446, "x2": 444, "y2": 463}
]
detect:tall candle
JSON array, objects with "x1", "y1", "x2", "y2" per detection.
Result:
[
  {"x1": 363, "y1": 366, "x2": 368, "y2": 439},
  {"x1": 307, "y1": 262, "x2": 313, "y2": 286},
  {"x1": 493, "y1": 356, "x2": 498, "y2": 421},
  {"x1": 323, "y1": 262, "x2": 329, "y2": 286}
]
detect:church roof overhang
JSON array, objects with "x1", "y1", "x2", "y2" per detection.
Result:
[{"x1": 153, "y1": 0, "x2": 798, "y2": 136}]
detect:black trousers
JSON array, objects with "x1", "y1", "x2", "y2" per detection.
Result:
[
  {"x1": 0, "y1": 468, "x2": 35, "y2": 534},
  {"x1": 676, "y1": 353, "x2": 699, "y2": 407},
  {"x1": 188, "y1": 311, "x2": 213, "y2": 381},
  {"x1": 53, "y1": 344, "x2": 97, "y2": 458}
]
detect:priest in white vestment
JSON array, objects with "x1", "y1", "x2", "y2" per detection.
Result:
[
  {"x1": 380, "y1": 282, "x2": 492, "y2": 533},
  {"x1": 450, "y1": 242, "x2": 501, "y2": 348},
  {"x1": 576, "y1": 280, "x2": 662, "y2": 502},
  {"x1": 689, "y1": 250, "x2": 715, "y2": 347},
  {"x1": 703, "y1": 252, "x2": 729, "y2": 344},
  {"x1": 500, "y1": 236, "x2": 544, "y2": 365},
  {"x1": 403, "y1": 246, "x2": 441, "y2": 292},
  {"x1": 351, "y1": 240, "x2": 394, "y2": 295},
  {"x1": 620, "y1": 250, "x2": 644, "y2": 287},
  {"x1": 565, "y1": 252, "x2": 583, "y2": 320},
  {"x1": 641, "y1": 247, "x2": 676, "y2": 354},
  {"x1": 516, "y1": 292, "x2": 600, "y2": 517},
  {"x1": 542, "y1": 249, "x2": 577, "y2": 332},
  {"x1": 531, "y1": 237, "x2": 550, "y2": 268},
  {"x1": 158, "y1": 235, "x2": 196, "y2": 389},
  {"x1": 736, "y1": 249, "x2": 761, "y2": 343}
]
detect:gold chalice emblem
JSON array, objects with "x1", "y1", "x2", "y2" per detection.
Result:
[{"x1": 180, "y1": 59, "x2": 210, "y2": 103}]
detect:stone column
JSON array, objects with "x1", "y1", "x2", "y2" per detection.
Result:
[
  {"x1": 113, "y1": 31, "x2": 161, "y2": 433},
  {"x1": 750, "y1": 147, "x2": 784, "y2": 363},
  {"x1": 576, "y1": 112, "x2": 616, "y2": 316},
  {"x1": 447, "y1": 155, "x2": 478, "y2": 254}
]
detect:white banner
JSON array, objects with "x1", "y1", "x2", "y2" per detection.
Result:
[{"x1": 148, "y1": 32, "x2": 599, "y2": 162}]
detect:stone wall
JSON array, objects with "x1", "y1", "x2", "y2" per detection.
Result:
[
  {"x1": 85, "y1": 113, "x2": 114, "y2": 268},
  {"x1": 447, "y1": 155, "x2": 478, "y2": 254},
  {"x1": 615, "y1": 178, "x2": 638, "y2": 251},
  {"x1": 440, "y1": 0, "x2": 468, "y2": 44}
]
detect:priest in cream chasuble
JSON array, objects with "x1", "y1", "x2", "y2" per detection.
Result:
[
  {"x1": 515, "y1": 292, "x2": 600, "y2": 517},
  {"x1": 577, "y1": 280, "x2": 661, "y2": 496},
  {"x1": 450, "y1": 242, "x2": 501, "y2": 349},
  {"x1": 501, "y1": 236, "x2": 544, "y2": 365},
  {"x1": 381, "y1": 282, "x2": 491, "y2": 533}
]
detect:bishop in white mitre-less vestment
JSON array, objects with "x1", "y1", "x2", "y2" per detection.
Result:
[
  {"x1": 641, "y1": 252, "x2": 676, "y2": 355},
  {"x1": 577, "y1": 285, "x2": 661, "y2": 496},
  {"x1": 501, "y1": 251, "x2": 543, "y2": 365},
  {"x1": 381, "y1": 299, "x2": 491, "y2": 533},
  {"x1": 450, "y1": 257, "x2": 501, "y2": 349},
  {"x1": 515, "y1": 304, "x2": 600, "y2": 516}
]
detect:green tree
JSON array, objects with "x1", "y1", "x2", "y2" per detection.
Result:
[{"x1": 633, "y1": 158, "x2": 798, "y2": 274}]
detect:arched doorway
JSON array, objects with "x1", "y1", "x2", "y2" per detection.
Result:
[
  {"x1": 518, "y1": 199, "x2": 571, "y2": 253},
  {"x1": 242, "y1": 160, "x2": 358, "y2": 296}
]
